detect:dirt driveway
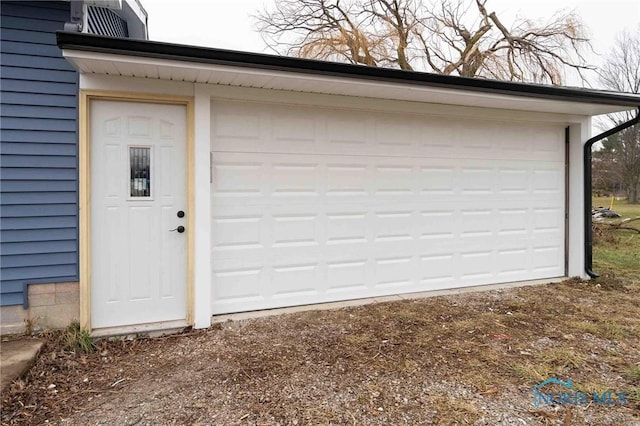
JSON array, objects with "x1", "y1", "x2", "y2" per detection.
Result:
[{"x1": 2, "y1": 276, "x2": 640, "y2": 425}]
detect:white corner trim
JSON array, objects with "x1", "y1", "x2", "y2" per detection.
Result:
[
  {"x1": 193, "y1": 87, "x2": 212, "y2": 328},
  {"x1": 567, "y1": 119, "x2": 589, "y2": 279}
]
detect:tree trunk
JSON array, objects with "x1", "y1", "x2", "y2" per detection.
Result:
[{"x1": 630, "y1": 184, "x2": 640, "y2": 204}]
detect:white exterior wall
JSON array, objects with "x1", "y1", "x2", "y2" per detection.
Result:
[
  {"x1": 568, "y1": 120, "x2": 591, "y2": 279},
  {"x1": 80, "y1": 74, "x2": 195, "y2": 96},
  {"x1": 80, "y1": 75, "x2": 593, "y2": 328}
]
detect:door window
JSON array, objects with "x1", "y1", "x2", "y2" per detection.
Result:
[{"x1": 129, "y1": 146, "x2": 152, "y2": 198}]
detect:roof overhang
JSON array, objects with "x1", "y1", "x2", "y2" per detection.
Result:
[{"x1": 57, "y1": 32, "x2": 640, "y2": 116}]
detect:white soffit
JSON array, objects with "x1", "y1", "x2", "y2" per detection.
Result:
[{"x1": 63, "y1": 49, "x2": 634, "y2": 116}]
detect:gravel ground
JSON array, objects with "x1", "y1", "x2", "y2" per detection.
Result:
[{"x1": 2, "y1": 277, "x2": 640, "y2": 425}]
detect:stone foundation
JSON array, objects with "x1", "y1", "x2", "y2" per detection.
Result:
[{"x1": 0, "y1": 282, "x2": 80, "y2": 335}]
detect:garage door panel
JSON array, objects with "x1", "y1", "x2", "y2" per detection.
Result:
[
  {"x1": 326, "y1": 259, "x2": 369, "y2": 293},
  {"x1": 498, "y1": 169, "x2": 530, "y2": 194},
  {"x1": 212, "y1": 160, "x2": 263, "y2": 196},
  {"x1": 532, "y1": 168, "x2": 564, "y2": 193},
  {"x1": 211, "y1": 101, "x2": 565, "y2": 314},
  {"x1": 212, "y1": 101, "x2": 563, "y2": 162},
  {"x1": 211, "y1": 207, "x2": 562, "y2": 255},
  {"x1": 271, "y1": 263, "x2": 321, "y2": 297},
  {"x1": 327, "y1": 163, "x2": 370, "y2": 195},
  {"x1": 211, "y1": 102, "x2": 262, "y2": 153},
  {"x1": 272, "y1": 111, "x2": 317, "y2": 143},
  {"x1": 533, "y1": 245, "x2": 564, "y2": 271},
  {"x1": 326, "y1": 112, "x2": 370, "y2": 145},
  {"x1": 459, "y1": 250, "x2": 494, "y2": 280},
  {"x1": 420, "y1": 166, "x2": 456, "y2": 194},
  {"x1": 213, "y1": 266, "x2": 265, "y2": 301},
  {"x1": 272, "y1": 214, "x2": 319, "y2": 248},
  {"x1": 420, "y1": 253, "x2": 456, "y2": 281},
  {"x1": 533, "y1": 207, "x2": 563, "y2": 233},
  {"x1": 460, "y1": 121, "x2": 498, "y2": 152},
  {"x1": 374, "y1": 116, "x2": 416, "y2": 147},
  {"x1": 327, "y1": 211, "x2": 368, "y2": 244},
  {"x1": 272, "y1": 162, "x2": 321, "y2": 195},
  {"x1": 496, "y1": 248, "x2": 529, "y2": 274},
  {"x1": 417, "y1": 118, "x2": 458, "y2": 149},
  {"x1": 419, "y1": 209, "x2": 456, "y2": 239},
  {"x1": 212, "y1": 214, "x2": 263, "y2": 251},
  {"x1": 497, "y1": 208, "x2": 530, "y2": 235},
  {"x1": 212, "y1": 152, "x2": 565, "y2": 205},
  {"x1": 212, "y1": 257, "x2": 563, "y2": 315},
  {"x1": 530, "y1": 128, "x2": 564, "y2": 154}
]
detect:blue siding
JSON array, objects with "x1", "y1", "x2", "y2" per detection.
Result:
[
  {"x1": 0, "y1": 1, "x2": 78, "y2": 306},
  {"x1": 2, "y1": 216, "x2": 78, "y2": 230},
  {"x1": 2, "y1": 180, "x2": 77, "y2": 192},
  {"x1": 2, "y1": 40, "x2": 66, "y2": 57},
  {"x1": 1, "y1": 192, "x2": 77, "y2": 205},
  {"x1": 2, "y1": 129, "x2": 79, "y2": 143},
  {"x1": 1, "y1": 203, "x2": 77, "y2": 218},
  {"x1": 2, "y1": 252, "x2": 78, "y2": 268},
  {"x1": 2, "y1": 143, "x2": 77, "y2": 156},
  {"x1": 2, "y1": 28, "x2": 58, "y2": 44},
  {"x1": 1, "y1": 2, "x2": 71, "y2": 22},
  {"x1": 1, "y1": 92, "x2": 77, "y2": 108},
  {"x1": 1, "y1": 79, "x2": 78, "y2": 95},
  {"x1": 1, "y1": 240, "x2": 77, "y2": 256},
  {"x1": 1, "y1": 168, "x2": 78, "y2": 181},
  {"x1": 2, "y1": 66, "x2": 79, "y2": 83},
  {"x1": 1, "y1": 53, "x2": 77, "y2": 70},
  {"x1": 2, "y1": 117, "x2": 77, "y2": 132}
]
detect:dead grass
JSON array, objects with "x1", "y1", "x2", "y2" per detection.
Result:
[
  {"x1": 509, "y1": 363, "x2": 554, "y2": 383},
  {"x1": 627, "y1": 365, "x2": 640, "y2": 382},
  {"x1": 568, "y1": 319, "x2": 629, "y2": 341},
  {"x1": 430, "y1": 394, "x2": 480, "y2": 425},
  {"x1": 2, "y1": 274, "x2": 639, "y2": 425},
  {"x1": 569, "y1": 320, "x2": 600, "y2": 335},
  {"x1": 539, "y1": 347, "x2": 586, "y2": 369}
]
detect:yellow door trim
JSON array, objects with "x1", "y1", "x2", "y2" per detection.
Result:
[{"x1": 79, "y1": 90, "x2": 195, "y2": 331}]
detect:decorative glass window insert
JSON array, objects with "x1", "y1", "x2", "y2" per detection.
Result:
[{"x1": 129, "y1": 147, "x2": 151, "y2": 197}]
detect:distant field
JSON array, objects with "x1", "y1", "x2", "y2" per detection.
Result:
[
  {"x1": 593, "y1": 196, "x2": 640, "y2": 218},
  {"x1": 592, "y1": 196, "x2": 640, "y2": 279}
]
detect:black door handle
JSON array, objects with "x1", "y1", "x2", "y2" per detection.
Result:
[{"x1": 169, "y1": 226, "x2": 185, "y2": 233}]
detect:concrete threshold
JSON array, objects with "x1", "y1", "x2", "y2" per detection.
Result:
[
  {"x1": 212, "y1": 276, "x2": 568, "y2": 323},
  {"x1": 91, "y1": 319, "x2": 189, "y2": 338}
]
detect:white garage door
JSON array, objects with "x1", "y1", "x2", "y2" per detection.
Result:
[{"x1": 210, "y1": 100, "x2": 565, "y2": 315}]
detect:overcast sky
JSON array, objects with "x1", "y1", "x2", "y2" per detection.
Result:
[{"x1": 142, "y1": 0, "x2": 639, "y2": 87}]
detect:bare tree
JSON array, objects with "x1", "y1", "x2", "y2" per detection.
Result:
[
  {"x1": 597, "y1": 27, "x2": 640, "y2": 203},
  {"x1": 255, "y1": 0, "x2": 593, "y2": 85},
  {"x1": 592, "y1": 147, "x2": 620, "y2": 196}
]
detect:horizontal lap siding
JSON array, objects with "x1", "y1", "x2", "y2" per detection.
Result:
[{"x1": 0, "y1": 1, "x2": 78, "y2": 306}]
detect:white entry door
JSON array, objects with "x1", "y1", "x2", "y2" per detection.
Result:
[{"x1": 90, "y1": 100, "x2": 187, "y2": 329}]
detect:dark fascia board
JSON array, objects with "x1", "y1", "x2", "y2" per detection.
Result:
[{"x1": 57, "y1": 32, "x2": 640, "y2": 108}]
